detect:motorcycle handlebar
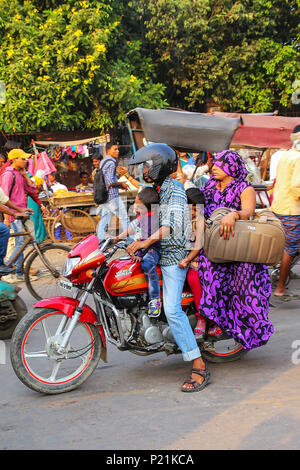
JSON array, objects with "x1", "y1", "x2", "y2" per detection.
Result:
[{"x1": 100, "y1": 238, "x2": 144, "y2": 261}]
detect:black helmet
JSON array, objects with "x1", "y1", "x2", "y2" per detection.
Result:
[{"x1": 129, "y1": 143, "x2": 178, "y2": 185}]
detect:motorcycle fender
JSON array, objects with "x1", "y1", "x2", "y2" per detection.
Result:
[{"x1": 34, "y1": 296, "x2": 107, "y2": 363}]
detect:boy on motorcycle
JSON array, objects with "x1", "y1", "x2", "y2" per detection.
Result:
[
  {"x1": 114, "y1": 186, "x2": 162, "y2": 318},
  {"x1": 126, "y1": 143, "x2": 210, "y2": 393}
]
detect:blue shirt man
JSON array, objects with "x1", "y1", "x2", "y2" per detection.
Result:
[{"x1": 96, "y1": 142, "x2": 130, "y2": 242}]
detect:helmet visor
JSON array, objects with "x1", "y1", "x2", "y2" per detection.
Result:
[{"x1": 142, "y1": 160, "x2": 154, "y2": 182}]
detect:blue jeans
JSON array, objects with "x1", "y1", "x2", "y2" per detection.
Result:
[
  {"x1": 0, "y1": 222, "x2": 10, "y2": 265},
  {"x1": 141, "y1": 248, "x2": 161, "y2": 300},
  {"x1": 7, "y1": 219, "x2": 24, "y2": 274},
  {"x1": 97, "y1": 197, "x2": 130, "y2": 242},
  {"x1": 161, "y1": 264, "x2": 201, "y2": 362}
]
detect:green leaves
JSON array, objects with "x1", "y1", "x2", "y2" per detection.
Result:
[
  {"x1": 0, "y1": 0, "x2": 167, "y2": 132},
  {"x1": 0, "y1": 0, "x2": 298, "y2": 132},
  {"x1": 136, "y1": 0, "x2": 300, "y2": 113}
]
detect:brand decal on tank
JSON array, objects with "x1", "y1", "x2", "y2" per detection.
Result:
[{"x1": 115, "y1": 268, "x2": 133, "y2": 278}]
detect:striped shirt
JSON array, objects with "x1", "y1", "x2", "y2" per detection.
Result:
[
  {"x1": 100, "y1": 156, "x2": 118, "y2": 201},
  {"x1": 159, "y1": 177, "x2": 191, "y2": 266}
]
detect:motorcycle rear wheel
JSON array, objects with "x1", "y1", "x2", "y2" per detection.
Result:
[
  {"x1": 10, "y1": 307, "x2": 102, "y2": 394},
  {"x1": 200, "y1": 338, "x2": 248, "y2": 363}
]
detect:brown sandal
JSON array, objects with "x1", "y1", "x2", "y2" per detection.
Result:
[{"x1": 181, "y1": 367, "x2": 211, "y2": 393}]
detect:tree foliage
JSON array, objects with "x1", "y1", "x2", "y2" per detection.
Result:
[
  {"x1": 134, "y1": 0, "x2": 300, "y2": 112},
  {"x1": 0, "y1": 0, "x2": 298, "y2": 132},
  {"x1": 0, "y1": 0, "x2": 167, "y2": 132}
]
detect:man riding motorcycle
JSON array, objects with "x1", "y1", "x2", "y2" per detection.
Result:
[{"x1": 127, "y1": 143, "x2": 210, "y2": 393}]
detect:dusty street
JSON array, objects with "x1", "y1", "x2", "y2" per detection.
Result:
[{"x1": 0, "y1": 278, "x2": 300, "y2": 451}]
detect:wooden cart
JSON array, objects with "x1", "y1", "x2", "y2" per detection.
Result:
[
  {"x1": 44, "y1": 193, "x2": 98, "y2": 244},
  {"x1": 44, "y1": 190, "x2": 138, "y2": 244}
]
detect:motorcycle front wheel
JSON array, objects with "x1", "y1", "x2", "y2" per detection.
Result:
[{"x1": 10, "y1": 308, "x2": 102, "y2": 395}]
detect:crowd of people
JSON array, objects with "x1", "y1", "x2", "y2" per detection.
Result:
[{"x1": 0, "y1": 124, "x2": 299, "y2": 392}]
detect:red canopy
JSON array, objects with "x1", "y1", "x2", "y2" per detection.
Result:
[{"x1": 212, "y1": 112, "x2": 300, "y2": 149}]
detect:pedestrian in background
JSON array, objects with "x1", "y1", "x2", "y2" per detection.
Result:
[
  {"x1": 96, "y1": 142, "x2": 130, "y2": 242},
  {"x1": 271, "y1": 125, "x2": 300, "y2": 300},
  {"x1": 0, "y1": 149, "x2": 48, "y2": 281}
]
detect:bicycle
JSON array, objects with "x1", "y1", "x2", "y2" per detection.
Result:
[{"x1": 4, "y1": 215, "x2": 71, "y2": 300}]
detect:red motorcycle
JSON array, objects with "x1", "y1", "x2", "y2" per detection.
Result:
[{"x1": 10, "y1": 235, "x2": 247, "y2": 395}]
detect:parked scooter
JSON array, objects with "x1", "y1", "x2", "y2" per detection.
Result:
[
  {"x1": 0, "y1": 270, "x2": 27, "y2": 340},
  {"x1": 10, "y1": 235, "x2": 247, "y2": 395}
]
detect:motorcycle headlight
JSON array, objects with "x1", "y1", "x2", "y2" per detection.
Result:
[{"x1": 61, "y1": 256, "x2": 80, "y2": 277}]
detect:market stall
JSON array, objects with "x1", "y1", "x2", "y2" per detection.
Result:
[{"x1": 27, "y1": 135, "x2": 108, "y2": 242}]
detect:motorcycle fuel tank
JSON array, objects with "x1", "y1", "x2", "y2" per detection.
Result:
[
  {"x1": 103, "y1": 258, "x2": 194, "y2": 307},
  {"x1": 104, "y1": 257, "x2": 162, "y2": 296}
]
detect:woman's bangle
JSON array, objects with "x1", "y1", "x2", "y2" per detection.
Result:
[{"x1": 235, "y1": 211, "x2": 241, "y2": 220}]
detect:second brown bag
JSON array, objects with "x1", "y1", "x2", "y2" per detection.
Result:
[{"x1": 203, "y1": 207, "x2": 285, "y2": 265}]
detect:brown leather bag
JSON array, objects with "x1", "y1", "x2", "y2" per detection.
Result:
[{"x1": 203, "y1": 207, "x2": 285, "y2": 265}]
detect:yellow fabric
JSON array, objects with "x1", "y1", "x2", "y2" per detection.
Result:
[{"x1": 271, "y1": 149, "x2": 300, "y2": 215}]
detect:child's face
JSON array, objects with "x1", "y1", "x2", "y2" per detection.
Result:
[
  {"x1": 134, "y1": 196, "x2": 147, "y2": 215},
  {"x1": 191, "y1": 204, "x2": 201, "y2": 218}
]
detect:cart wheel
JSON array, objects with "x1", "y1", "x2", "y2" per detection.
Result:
[
  {"x1": 43, "y1": 217, "x2": 55, "y2": 242},
  {"x1": 50, "y1": 213, "x2": 74, "y2": 244},
  {"x1": 61, "y1": 208, "x2": 97, "y2": 235}
]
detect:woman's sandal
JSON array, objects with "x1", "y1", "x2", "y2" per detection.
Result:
[
  {"x1": 181, "y1": 367, "x2": 211, "y2": 393},
  {"x1": 194, "y1": 319, "x2": 206, "y2": 341}
]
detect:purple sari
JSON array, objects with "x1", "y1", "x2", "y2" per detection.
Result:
[{"x1": 198, "y1": 150, "x2": 274, "y2": 350}]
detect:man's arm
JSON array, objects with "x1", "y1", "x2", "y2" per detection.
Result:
[
  {"x1": 0, "y1": 202, "x2": 30, "y2": 218},
  {"x1": 104, "y1": 161, "x2": 129, "y2": 190},
  {"x1": 5, "y1": 199, "x2": 33, "y2": 215},
  {"x1": 126, "y1": 226, "x2": 171, "y2": 256}
]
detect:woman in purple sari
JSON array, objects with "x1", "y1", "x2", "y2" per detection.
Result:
[{"x1": 198, "y1": 150, "x2": 274, "y2": 350}]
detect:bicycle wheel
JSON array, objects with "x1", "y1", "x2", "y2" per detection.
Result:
[{"x1": 24, "y1": 244, "x2": 72, "y2": 300}]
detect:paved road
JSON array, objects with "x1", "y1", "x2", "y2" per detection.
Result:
[{"x1": 1, "y1": 280, "x2": 300, "y2": 450}]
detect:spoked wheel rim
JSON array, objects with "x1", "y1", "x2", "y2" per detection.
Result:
[{"x1": 21, "y1": 312, "x2": 96, "y2": 385}]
